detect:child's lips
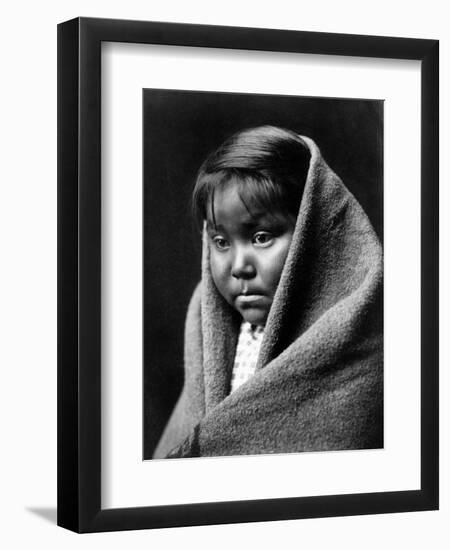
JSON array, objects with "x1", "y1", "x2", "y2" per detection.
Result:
[{"x1": 235, "y1": 293, "x2": 266, "y2": 306}]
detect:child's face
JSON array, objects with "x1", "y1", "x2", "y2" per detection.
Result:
[{"x1": 207, "y1": 182, "x2": 295, "y2": 326}]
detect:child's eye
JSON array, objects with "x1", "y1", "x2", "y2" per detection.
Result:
[
  {"x1": 212, "y1": 236, "x2": 230, "y2": 250},
  {"x1": 253, "y1": 232, "x2": 274, "y2": 247}
]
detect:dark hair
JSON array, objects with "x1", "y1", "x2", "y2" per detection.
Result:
[{"x1": 192, "y1": 126, "x2": 311, "y2": 228}]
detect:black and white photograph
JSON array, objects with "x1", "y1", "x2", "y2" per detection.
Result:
[
  {"x1": 1, "y1": 0, "x2": 447, "y2": 545},
  {"x1": 52, "y1": 12, "x2": 439, "y2": 538},
  {"x1": 143, "y1": 90, "x2": 384, "y2": 460}
]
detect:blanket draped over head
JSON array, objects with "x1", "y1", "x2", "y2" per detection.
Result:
[{"x1": 153, "y1": 136, "x2": 383, "y2": 459}]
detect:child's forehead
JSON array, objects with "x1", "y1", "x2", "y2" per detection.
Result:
[
  {"x1": 206, "y1": 194, "x2": 290, "y2": 230},
  {"x1": 206, "y1": 209, "x2": 268, "y2": 229},
  {"x1": 204, "y1": 176, "x2": 295, "y2": 228},
  {"x1": 208, "y1": 182, "x2": 255, "y2": 211}
]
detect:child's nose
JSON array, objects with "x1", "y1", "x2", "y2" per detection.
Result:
[{"x1": 231, "y1": 247, "x2": 256, "y2": 279}]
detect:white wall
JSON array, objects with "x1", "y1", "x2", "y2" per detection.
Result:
[{"x1": 1, "y1": 0, "x2": 448, "y2": 547}]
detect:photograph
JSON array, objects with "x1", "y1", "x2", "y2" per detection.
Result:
[
  {"x1": 1, "y1": 0, "x2": 447, "y2": 545},
  {"x1": 55, "y1": 16, "x2": 439, "y2": 534},
  {"x1": 143, "y1": 90, "x2": 384, "y2": 459}
]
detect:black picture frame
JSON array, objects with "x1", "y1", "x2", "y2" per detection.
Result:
[{"x1": 57, "y1": 17, "x2": 439, "y2": 533}]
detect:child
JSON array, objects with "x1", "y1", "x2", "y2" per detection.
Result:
[{"x1": 153, "y1": 126, "x2": 383, "y2": 459}]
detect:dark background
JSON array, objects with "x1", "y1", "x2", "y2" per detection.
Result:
[{"x1": 143, "y1": 89, "x2": 383, "y2": 459}]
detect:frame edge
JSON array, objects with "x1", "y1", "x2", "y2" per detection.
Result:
[
  {"x1": 420, "y1": 39, "x2": 439, "y2": 511},
  {"x1": 57, "y1": 17, "x2": 81, "y2": 533}
]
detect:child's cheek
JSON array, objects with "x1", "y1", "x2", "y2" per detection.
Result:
[{"x1": 209, "y1": 249, "x2": 232, "y2": 301}]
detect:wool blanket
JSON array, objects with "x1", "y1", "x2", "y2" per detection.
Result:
[{"x1": 153, "y1": 136, "x2": 383, "y2": 459}]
